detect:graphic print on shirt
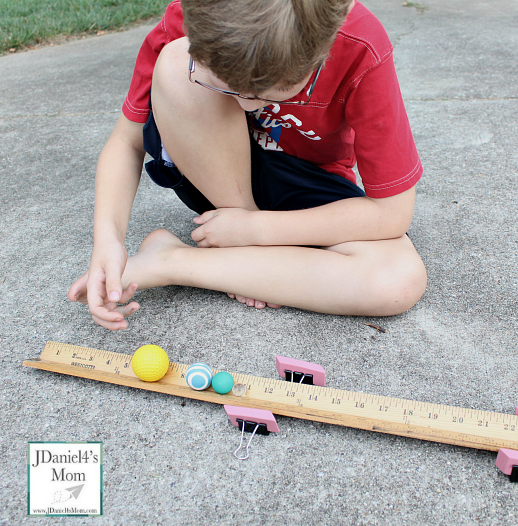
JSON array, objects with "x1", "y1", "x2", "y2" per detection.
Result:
[{"x1": 248, "y1": 105, "x2": 322, "y2": 152}]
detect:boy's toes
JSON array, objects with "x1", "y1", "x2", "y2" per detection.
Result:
[{"x1": 226, "y1": 292, "x2": 282, "y2": 309}]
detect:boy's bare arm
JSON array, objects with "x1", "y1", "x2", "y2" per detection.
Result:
[
  {"x1": 191, "y1": 185, "x2": 416, "y2": 248},
  {"x1": 68, "y1": 114, "x2": 145, "y2": 330},
  {"x1": 93, "y1": 114, "x2": 145, "y2": 247}
]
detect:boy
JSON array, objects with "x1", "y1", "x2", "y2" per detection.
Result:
[{"x1": 68, "y1": 0, "x2": 427, "y2": 331}]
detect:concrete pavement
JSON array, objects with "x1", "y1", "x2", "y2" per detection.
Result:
[{"x1": 1, "y1": 1, "x2": 517, "y2": 524}]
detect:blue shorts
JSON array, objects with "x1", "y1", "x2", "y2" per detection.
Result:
[{"x1": 142, "y1": 110, "x2": 365, "y2": 215}]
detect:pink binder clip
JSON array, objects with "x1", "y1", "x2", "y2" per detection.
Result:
[
  {"x1": 496, "y1": 449, "x2": 518, "y2": 482},
  {"x1": 224, "y1": 405, "x2": 279, "y2": 460},
  {"x1": 276, "y1": 356, "x2": 326, "y2": 386}
]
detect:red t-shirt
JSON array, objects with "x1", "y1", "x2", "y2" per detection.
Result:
[{"x1": 123, "y1": 1, "x2": 422, "y2": 198}]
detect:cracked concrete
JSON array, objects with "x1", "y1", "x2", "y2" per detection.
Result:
[{"x1": 1, "y1": 1, "x2": 518, "y2": 525}]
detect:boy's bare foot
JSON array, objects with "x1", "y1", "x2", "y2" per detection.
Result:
[
  {"x1": 121, "y1": 229, "x2": 190, "y2": 290},
  {"x1": 129, "y1": 229, "x2": 282, "y2": 308},
  {"x1": 129, "y1": 230, "x2": 281, "y2": 309}
]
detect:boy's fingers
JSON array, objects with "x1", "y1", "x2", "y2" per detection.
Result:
[
  {"x1": 116, "y1": 301, "x2": 140, "y2": 318},
  {"x1": 104, "y1": 262, "x2": 124, "y2": 302},
  {"x1": 89, "y1": 300, "x2": 125, "y2": 323},
  {"x1": 88, "y1": 282, "x2": 139, "y2": 327},
  {"x1": 119, "y1": 282, "x2": 139, "y2": 305},
  {"x1": 107, "y1": 288, "x2": 121, "y2": 302},
  {"x1": 92, "y1": 300, "x2": 137, "y2": 330},
  {"x1": 190, "y1": 225, "x2": 204, "y2": 242},
  {"x1": 192, "y1": 230, "x2": 212, "y2": 247},
  {"x1": 192, "y1": 210, "x2": 215, "y2": 225},
  {"x1": 67, "y1": 271, "x2": 89, "y2": 302},
  {"x1": 91, "y1": 313, "x2": 129, "y2": 331},
  {"x1": 67, "y1": 284, "x2": 79, "y2": 302},
  {"x1": 87, "y1": 283, "x2": 124, "y2": 323},
  {"x1": 196, "y1": 240, "x2": 212, "y2": 248}
]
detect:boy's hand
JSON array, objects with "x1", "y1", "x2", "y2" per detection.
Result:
[
  {"x1": 191, "y1": 208, "x2": 258, "y2": 248},
  {"x1": 67, "y1": 242, "x2": 140, "y2": 330}
]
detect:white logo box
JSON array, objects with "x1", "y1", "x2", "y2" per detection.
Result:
[{"x1": 27, "y1": 442, "x2": 102, "y2": 516}]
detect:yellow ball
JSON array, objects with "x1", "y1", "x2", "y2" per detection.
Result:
[{"x1": 131, "y1": 345, "x2": 169, "y2": 382}]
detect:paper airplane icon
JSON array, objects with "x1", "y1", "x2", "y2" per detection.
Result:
[{"x1": 65, "y1": 484, "x2": 84, "y2": 500}]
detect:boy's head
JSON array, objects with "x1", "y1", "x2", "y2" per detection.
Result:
[{"x1": 182, "y1": 0, "x2": 354, "y2": 94}]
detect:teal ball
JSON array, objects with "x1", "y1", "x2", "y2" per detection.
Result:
[
  {"x1": 186, "y1": 363, "x2": 213, "y2": 390},
  {"x1": 211, "y1": 371, "x2": 235, "y2": 394}
]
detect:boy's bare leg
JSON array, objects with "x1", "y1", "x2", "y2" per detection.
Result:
[
  {"x1": 151, "y1": 37, "x2": 258, "y2": 211},
  {"x1": 119, "y1": 229, "x2": 426, "y2": 318},
  {"x1": 151, "y1": 37, "x2": 281, "y2": 308}
]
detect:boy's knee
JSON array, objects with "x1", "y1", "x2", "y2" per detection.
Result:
[
  {"x1": 370, "y1": 251, "x2": 427, "y2": 316},
  {"x1": 152, "y1": 39, "x2": 193, "y2": 108},
  {"x1": 152, "y1": 38, "x2": 242, "y2": 121}
]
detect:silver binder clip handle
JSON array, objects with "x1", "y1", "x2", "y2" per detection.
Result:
[{"x1": 233, "y1": 423, "x2": 259, "y2": 460}]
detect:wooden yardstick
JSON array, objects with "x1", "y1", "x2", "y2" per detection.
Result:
[{"x1": 23, "y1": 341, "x2": 518, "y2": 452}]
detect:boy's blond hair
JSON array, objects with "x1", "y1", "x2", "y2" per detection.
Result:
[{"x1": 182, "y1": 0, "x2": 353, "y2": 94}]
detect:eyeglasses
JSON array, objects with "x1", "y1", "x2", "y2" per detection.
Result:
[{"x1": 188, "y1": 56, "x2": 322, "y2": 106}]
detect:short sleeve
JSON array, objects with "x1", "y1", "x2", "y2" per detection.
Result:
[
  {"x1": 345, "y1": 53, "x2": 422, "y2": 198},
  {"x1": 122, "y1": 1, "x2": 185, "y2": 123}
]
